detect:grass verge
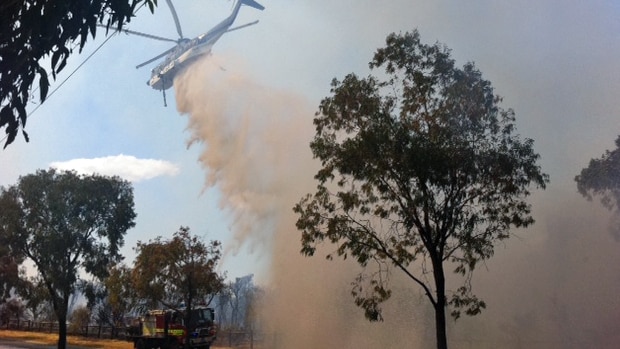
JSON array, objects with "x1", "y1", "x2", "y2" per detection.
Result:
[
  {"x1": 0, "y1": 330, "x2": 132, "y2": 348},
  {"x1": 0, "y1": 330, "x2": 234, "y2": 349}
]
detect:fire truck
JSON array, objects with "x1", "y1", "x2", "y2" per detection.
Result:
[{"x1": 126, "y1": 306, "x2": 218, "y2": 349}]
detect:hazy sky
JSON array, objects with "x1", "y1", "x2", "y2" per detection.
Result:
[{"x1": 2, "y1": 1, "x2": 620, "y2": 346}]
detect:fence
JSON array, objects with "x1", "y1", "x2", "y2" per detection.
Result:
[
  {"x1": 214, "y1": 329, "x2": 276, "y2": 348},
  {"x1": 1, "y1": 319, "x2": 123, "y2": 339},
  {"x1": 1, "y1": 319, "x2": 271, "y2": 348}
]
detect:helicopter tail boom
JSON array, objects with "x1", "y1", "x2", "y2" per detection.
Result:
[{"x1": 240, "y1": 0, "x2": 265, "y2": 11}]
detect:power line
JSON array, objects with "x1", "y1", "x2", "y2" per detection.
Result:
[
  {"x1": 1, "y1": 32, "x2": 117, "y2": 145},
  {"x1": 29, "y1": 33, "x2": 118, "y2": 116}
]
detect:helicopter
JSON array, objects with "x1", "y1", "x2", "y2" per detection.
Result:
[{"x1": 119, "y1": 0, "x2": 264, "y2": 93}]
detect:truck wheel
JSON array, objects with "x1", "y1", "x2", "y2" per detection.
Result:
[{"x1": 135, "y1": 339, "x2": 145, "y2": 349}]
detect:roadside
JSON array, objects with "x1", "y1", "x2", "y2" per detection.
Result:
[
  {"x1": 0, "y1": 330, "x2": 131, "y2": 349},
  {"x1": 0, "y1": 330, "x2": 235, "y2": 349},
  {"x1": 0, "y1": 338, "x2": 87, "y2": 349}
]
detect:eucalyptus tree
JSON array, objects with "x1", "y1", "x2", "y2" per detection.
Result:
[
  {"x1": 17, "y1": 277, "x2": 49, "y2": 321},
  {"x1": 82, "y1": 264, "x2": 138, "y2": 337},
  {"x1": 294, "y1": 30, "x2": 549, "y2": 349},
  {"x1": 0, "y1": 238, "x2": 22, "y2": 302},
  {"x1": 0, "y1": 169, "x2": 136, "y2": 349},
  {"x1": 576, "y1": 135, "x2": 620, "y2": 238}
]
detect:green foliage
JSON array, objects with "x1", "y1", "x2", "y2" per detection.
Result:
[
  {"x1": 81, "y1": 264, "x2": 137, "y2": 332},
  {"x1": 294, "y1": 29, "x2": 548, "y2": 349},
  {"x1": 105, "y1": 264, "x2": 138, "y2": 321},
  {"x1": 133, "y1": 226, "x2": 225, "y2": 310},
  {"x1": 68, "y1": 305, "x2": 91, "y2": 333},
  {"x1": 575, "y1": 135, "x2": 620, "y2": 238},
  {"x1": 0, "y1": 248, "x2": 22, "y2": 302},
  {"x1": 16, "y1": 277, "x2": 49, "y2": 321},
  {"x1": 0, "y1": 298, "x2": 25, "y2": 324},
  {"x1": 0, "y1": 0, "x2": 157, "y2": 148},
  {"x1": 0, "y1": 168, "x2": 136, "y2": 349},
  {"x1": 0, "y1": 180, "x2": 26, "y2": 301}
]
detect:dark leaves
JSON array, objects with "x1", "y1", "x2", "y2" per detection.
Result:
[
  {"x1": 575, "y1": 135, "x2": 620, "y2": 237},
  {"x1": 449, "y1": 286, "x2": 486, "y2": 320},
  {"x1": 0, "y1": 0, "x2": 157, "y2": 147},
  {"x1": 37, "y1": 67, "x2": 49, "y2": 102},
  {"x1": 132, "y1": 226, "x2": 225, "y2": 312}
]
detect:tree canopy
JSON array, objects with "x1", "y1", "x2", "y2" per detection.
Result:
[
  {"x1": 575, "y1": 135, "x2": 620, "y2": 238},
  {"x1": 16, "y1": 277, "x2": 49, "y2": 321},
  {"x1": 0, "y1": 168, "x2": 136, "y2": 349},
  {"x1": 0, "y1": 0, "x2": 156, "y2": 148},
  {"x1": 294, "y1": 30, "x2": 548, "y2": 349},
  {"x1": 82, "y1": 264, "x2": 138, "y2": 337},
  {"x1": 0, "y1": 232, "x2": 23, "y2": 302}
]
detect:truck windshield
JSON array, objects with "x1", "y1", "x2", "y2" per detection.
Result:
[{"x1": 190, "y1": 308, "x2": 214, "y2": 327}]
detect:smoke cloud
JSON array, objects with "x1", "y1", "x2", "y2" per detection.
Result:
[
  {"x1": 174, "y1": 53, "x2": 620, "y2": 348},
  {"x1": 173, "y1": 55, "x2": 432, "y2": 348}
]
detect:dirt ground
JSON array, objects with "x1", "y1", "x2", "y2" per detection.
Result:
[{"x1": 0, "y1": 330, "x2": 235, "y2": 349}]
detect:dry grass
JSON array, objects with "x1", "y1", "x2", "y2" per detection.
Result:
[
  {"x1": 0, "y1": 330, "x2": 133, "y2": 348},
  {"x1": 0, "y1": 330, "x2": 234, "y2": 348}
]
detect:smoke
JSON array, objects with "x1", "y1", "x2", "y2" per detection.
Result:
[
  {"x1": 173, "y1": 55, "x2": 432, "y2": 348},
  {"x1": 174, "y1": 54, "x2": 314, "y2": 255},
  {"x1": 454, "y1": 187, "x2": 620, "y2": 348},
  {"x1": 173, "y1": 53, "x2": 620, "y2": 348}
]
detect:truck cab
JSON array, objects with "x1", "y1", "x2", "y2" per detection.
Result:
[{"x1": 127, "y1": 306, "x2": 217, "y2": 349}]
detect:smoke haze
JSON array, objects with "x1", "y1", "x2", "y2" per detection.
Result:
[
  {"x1": 173, "y1": 45, "x2": 620, "y2": 348},
  {"x1": 174, "y1": 56, "x2": 434, "y2": 348}
]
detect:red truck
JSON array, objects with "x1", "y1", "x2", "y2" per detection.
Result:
[{"x1": 126, "y1": 306, "x2": 217, "y2": 349}]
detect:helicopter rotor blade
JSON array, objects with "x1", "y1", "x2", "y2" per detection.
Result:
[
  {"x1": 165, "y1": 0, "x2": 184, "y2": 39},
  {"x1": 121, "y1": 28, "x2": 179, "y2": 43},
  {"x1": 96, "y1": 24, "x2": 178, "y2": 43},
  {"x1": 136, "y1": 47, "x2": 176, "y2": 69},
  {"x1": 225, "y1": 20, "x2": 259, "y2": 33}
]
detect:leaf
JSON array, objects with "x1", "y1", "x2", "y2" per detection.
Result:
[
  {"x1": 22, "y1": 129, "x2": 30, "y2": 143},
  {"x1": 57, "y1": 55, "x2": 68, "y2": 74},
  {"x1": 38, "y1": 67, "x2": 49, "y2": 101},
  {"x1": 16, "y1": 102, "x2": 27, "y2": 126},
  {"x1": 3, "y1": 123, "x2": 17, "y2": 149},
  {"x1": 51, "y1": 50, "x2": 61, "y2": 78},
  {"x1": 89, "y1": 17, "x2": 97, "y2": 38},
  {"x1": 0, "y1": 106, "x2": 11, "y2": 127}
]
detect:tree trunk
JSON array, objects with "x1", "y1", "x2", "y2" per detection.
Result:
[
  {"x1": 57, "y1": 312, "x2": 67, "y2": 349},
  {"x1": 432, "y1": 255, "x2": 448, "y2": 349},
  {"x1": 434, "y1": 301, "x2": 448, "y2": 349},
  {"x1": 184, "y1": 294, "x2": 193, "y2": 349},
  {"x1": 56, "y1": 290, "x2": 70, "y2": 349}
]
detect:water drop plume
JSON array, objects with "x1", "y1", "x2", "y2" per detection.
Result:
[{"x1": 172, "y1": 55, "x2": 427, "y2": 348}]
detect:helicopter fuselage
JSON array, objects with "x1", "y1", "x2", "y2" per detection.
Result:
[
  {"x1": 145, "y1": 0, "x2": 263, "y2": 91},
  {"x1": 147, "y1": 39, "x2": 212, "y2": 90}
]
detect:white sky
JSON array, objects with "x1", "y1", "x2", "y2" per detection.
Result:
[{"x1": 2, "y1": 2, "x2": 620, "y2": 331}]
